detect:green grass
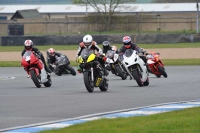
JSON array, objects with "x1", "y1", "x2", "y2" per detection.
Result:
[
  {"x1": 1, "y1": 59, "x2": 200, "y2": 67},
  {"x1": 1, "y1": 42, "x2": 200, "y2": 52},
  {"x1": 163, "y1": 59, "x2": 200, "y2": 66},
  {"x1": 38, "y1": 107, "x2": 200, "y2": 133}
]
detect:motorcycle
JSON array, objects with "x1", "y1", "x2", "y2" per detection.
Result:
[
  {"x1": 53, "y1": 54, "x2": 76, "y2": 76},
  {"x1": 121, "y1": 49, "x2": 149, "y2": 87},
  {"x1": 77, "y1": 49, "x2": 108, "y2": 93},
  {"x1": 146, "y1": 52, "x2": 167, "y2": 78},
  {"x1": 105, "y1": 50, "x2": 127, "y2": 80},
  {"x1": 21, "y1": 51, "x2": 52, "y2": 88}
]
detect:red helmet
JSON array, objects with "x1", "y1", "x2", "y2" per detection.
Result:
[
  {"x1": 24, "y1": 40, "x2": 33, "y2": 51},
  {"x1": 122, "y1": 36, "x2": 132, "y2": 49},
  {"x1": 48, "y1": 48, "x2": 55, "y2": 56}
]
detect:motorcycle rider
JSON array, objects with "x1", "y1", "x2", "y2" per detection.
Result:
[
  {"x1": 76, "y1": 34, "x2": 109, "y2": 76},
  {"x1": 21, "y1": 39, "x2": 52, "y2": 78},
  {"x1": 46, "y1": 48, "x2": 62, "y2": 71},
  {"x1": 119, "y1": 36, "x2": 147, "y2": 64},
  {"x1": 102, "y1": 41, "x2": 119, "y2": 54},
  {"x1": 102, "y1": 41, "x2": 119, "y2": 71}
]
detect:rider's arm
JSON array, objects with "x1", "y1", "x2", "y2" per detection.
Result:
[
  {"x1": 119, "y1": 46, "x2": 125, "y2": 55},
  {"x1": 32, "y1": 47, "x2": 40, "y2": 53},
  {"x1": 93, "y1": 41, "x2": 103, "y2": 54},
  {"x1": 55, "y1": 52, "x2": 62, "y2": 57},
  {"x1": 21, "y1": 49, "x2": 26, "y2": 56},
  {"x1": 76, "y1": 46, "x2": 84, "y2": 57}
]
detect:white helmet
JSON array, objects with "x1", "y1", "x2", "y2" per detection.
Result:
[
  {"x1": 83, "y1": 34, "x2": 93, "y2": 48},
  {"x1": 24, "y1": 39, "x2": 33, "y2": 51}
]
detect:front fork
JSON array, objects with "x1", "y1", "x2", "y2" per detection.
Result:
[{"x1": 91, "y1": 67, "x2": 94, "y2": 82}]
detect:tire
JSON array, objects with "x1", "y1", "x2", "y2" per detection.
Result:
[
  {"x1": 30, "y1": 69, "x2": 41, "y2": 88},
  {"x1": 115, "y1": 65, "x2": 127, "y2": 80},
  {"x1": 99, "y1": 78, "x2": 108, "y2": 91},
  {"x1": 83, "y1": 71, "x2": 94, "y2": 93},
  {"x1": 143, "y1": 77, "x2": 149, "y2": 86},
  {"x1": 158, "y1": 65, "x2": 168, "y2": 78},
  {"x1": 155, "y1": 74, "x2": 161, "y2": 78},
  {"x1": 66, "y1": 65, "x2": 76, "y2": 76},
  {"x1": 132, "y1": 70, "x2": 143, "y2": 87},
  {"x1": 55, "y1": 70, "x2": 62, "y2": 76},
  {"x1": 43, "y1": 77, "x2": 52, "y2": 87}
]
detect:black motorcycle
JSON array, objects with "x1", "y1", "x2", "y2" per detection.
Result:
[
  {"x1": 78, "y1": 49, "x2": 108, "y2": 93},
  {"x1": 53, "y1": 55, "x2": 76, "y2": 76}
]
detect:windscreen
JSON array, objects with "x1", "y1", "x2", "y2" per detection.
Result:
[
  {"x1": 80, "y1": 49, "x2": 94, "y2": 60},
  {"x1": 106, "y1": 50, "x2": 115, "y2": 59},
  {"x1": 22, "y1": 51, "x2": 32, "y2": 58},
  {"x1": 124, "y1": 49, "x2": 134, "y2": 57}
]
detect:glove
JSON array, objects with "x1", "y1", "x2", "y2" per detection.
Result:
[
  {"x1": 76, "y1": 56, "x2": 82, "y2": 63},
  {"x1": 98, "y1": 49, "x2": 103, "y2": 55},
  {"x1": 76, "y1": 57, "x2": 79, "y2": 62},
  {"x1": 52, "y1": 64, "x2": 56, "y2": 69},
  {"x1": 102, "y1": 56, "x2": 107, "y2": 61}
]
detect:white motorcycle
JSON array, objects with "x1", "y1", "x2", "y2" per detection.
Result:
[
  {"x1": 105, "y1": 50, "x2": 127, "y2": 80},
  {"x1": 121, "y1": 49, "x2": 149, "y2": 87}
]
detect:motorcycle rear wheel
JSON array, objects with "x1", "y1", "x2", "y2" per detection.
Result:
[
  {"x1": 84, "y1": 71, "x2": 94, "y2": 93},
  {"x1": 66, "y1": 65, "x2": 76, "y2": 76},
  {"x1": 99, "y1": 78, "x2": 108, "y2": 91},
  {"x1": 43, "y1": 76, "x2": 52, "y2": 87},
  {"x1": 143, "y1": 77, "x2": 149, "y2": 86},
  {"x1": 30, "y1": 69, "x2": 41, "y2": 88}
]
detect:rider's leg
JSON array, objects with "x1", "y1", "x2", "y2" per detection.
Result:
[{"x1": 40, "y1": 53, "x2": 52, "y2": 73}]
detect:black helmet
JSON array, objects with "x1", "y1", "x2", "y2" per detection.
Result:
[{"x1": 102, "y1": 41, "x2": 110, "y2": 47}]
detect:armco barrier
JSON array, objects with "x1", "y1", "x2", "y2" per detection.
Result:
[
  {"x1": 1, "y1": 34, "x2": 200, "y2": 46},
  {"x1": 0, "y1": 35, "x2": 108, "y2": 46}
]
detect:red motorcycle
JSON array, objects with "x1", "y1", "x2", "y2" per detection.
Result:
[
  {"x1": 146, "y1": 52, "x2": 167, "y2": 78},
  {"x1": 21, "y1": 51, "x2": 52, "y2": 88}
]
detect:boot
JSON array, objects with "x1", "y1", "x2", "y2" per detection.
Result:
[{"x1": 45, "y1": 65, "x2": 52, "y2": 73}]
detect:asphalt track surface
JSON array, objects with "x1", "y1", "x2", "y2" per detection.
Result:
[{"x1": 0, "y1": 66, "x2": 199, "y2": 130}]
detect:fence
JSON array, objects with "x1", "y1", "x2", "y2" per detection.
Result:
[{"x1": 0, "y1": 12, "x2": 199, "y2": 36}]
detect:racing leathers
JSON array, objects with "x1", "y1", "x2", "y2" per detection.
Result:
[
  {"x1": 46, "y1": 51, "x2": 62, "y2": 71},
  {"x1": 21, "y1": 47, "x2": 52, "y2": 73}
]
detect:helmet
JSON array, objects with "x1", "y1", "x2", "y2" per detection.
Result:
[
  {"x1": 102, "y1": 41, "x2": 110, "y2": 47},
  {"x1": 48, "y1": 48, "x2": 55, "y2": 56},
  {"x1": 122, "y1": 36, "x2": 132, "y2": 49},
  {"x1": 83, "y1": 34, "x2": 93, "y2": 48},
  {"x1": 24, "y1": 39, "x2": 33, "y2": 51}
]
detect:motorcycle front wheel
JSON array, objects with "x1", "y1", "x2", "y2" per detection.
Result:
[
  {"x1": 132, "y1": 70, "x2": 143, "y2": 87},
  {"x1": 30, "y1": 69, "x2": 41, "y2": 88},
  {"x1": 115, "y1": 65, "x2": 127, "y2": 80},
  {"x1": 158, "y1": 65, "x2": 168, "y2": 78},
  {"x1": 83, "y1": 71, "x2": 94, "y2": 93}
]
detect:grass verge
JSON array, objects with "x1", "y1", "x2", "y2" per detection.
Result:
[
  {"x1": 1, "y1": 42, "x2": 200, "y2": 52},
  {"x1": 39, "y1": 107, "x2": 200, "y2": 133},
  {"x1": 1, "y1": 59, "x2": 200, "y2": 67}
]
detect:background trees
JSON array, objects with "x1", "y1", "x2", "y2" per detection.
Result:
[{"x1": 72, "y1": 0, "x2": 136, "y2": 31}]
